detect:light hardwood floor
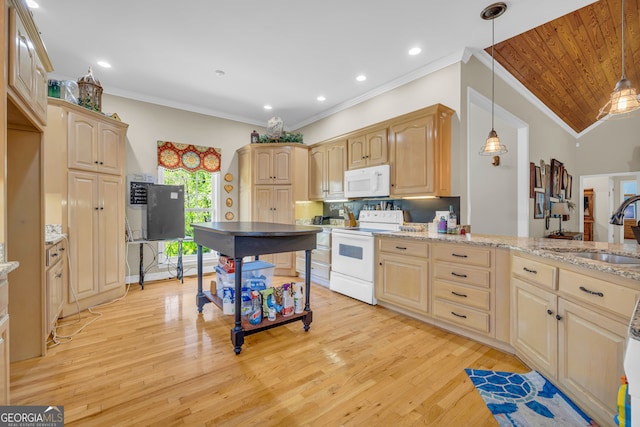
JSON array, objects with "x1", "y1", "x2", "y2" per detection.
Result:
[{"x1": 11, "y1": 275, "x2": 528, "y2": 426}]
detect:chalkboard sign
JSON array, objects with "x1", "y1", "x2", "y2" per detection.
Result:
[{"x1": 130, "y1": 182, "x2": 149, "y2": 205}]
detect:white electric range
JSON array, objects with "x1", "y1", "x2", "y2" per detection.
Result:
[{"x1": 330, "y1": 210, "x2": 405, "y2": 304}]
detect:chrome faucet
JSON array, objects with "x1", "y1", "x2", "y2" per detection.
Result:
[{"x1": 610, "y1": 195, "x2": 640, "y2": 225}]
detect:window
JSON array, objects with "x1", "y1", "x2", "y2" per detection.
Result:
[{"x1": 157, "y1": 167, "x2": 219, "y2": 261}]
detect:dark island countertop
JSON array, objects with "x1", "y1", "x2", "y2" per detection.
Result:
[{"x1": 191, "y1": 222, "x2": 321, "y2": 259}]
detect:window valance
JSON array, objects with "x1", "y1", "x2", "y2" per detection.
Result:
[{"x1": 157, "y1": 140, "x2": 221, "y2": 172}]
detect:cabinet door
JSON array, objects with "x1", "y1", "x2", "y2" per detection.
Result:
[
  {"x1": 33, "y1": 58, "x2": 48, "y2": 123},
  {"x1": 347, "y1": 135, "x2": 367, "y2": 169},
  {"x1": 389, "y1": 115, "x2": 435, "y2": 195},
  {"x1": 254, "y1": 148, "x2": 273, "y2": 184},
  {"x1": 0, "y1": 315, "x2": 9, "y2": 405},
  {"x1": 68, "y1": 172, "x2": 100, "y2": 300},
  {"x1": 9, "y1": 7, "x2": 34, "y2": 104},
  {"x1": 68, "y1": 112, "x2": 99, "y2": 172},
  {"x1": 366, "y1": 128, "x2": 388, "y2": 166},
  {"x1": 376, "y1": 252, "x2": 429, "y2": 313},
  {"x1": 558, "y1": 299, "x2": 627, "y2": 421},
  {"x1": 308, "y1": 145, "x2": 326, "y2": 200},
  {"x1": 97, "y1": 122, "x2": 124, "y2": 175},
  {"x1": 272, "y1": 186, "x2": 293, "y2": 224},
  {"x1": 253, "y1": 186, "x2": 274, "y2": 222},
  {"x1": 271, "y1": 147, "x2": 292, "y2": 184},
  {"x1": 511, "y1": 277, "x2": 558, "y2": 378},
  {"x1": 326, "y1": 141, "x2": 347, "y2": 200},
  {"x1": 46, "y1": 262, "x2": 64, "y2": 336},
  {"x1": 99, "y1": 175, "x2": 124, "y2": 291}
]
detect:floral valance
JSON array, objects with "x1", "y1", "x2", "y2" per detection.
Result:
[{"x1": 157, "y1": 141, "x2": 221, "y2": 172}]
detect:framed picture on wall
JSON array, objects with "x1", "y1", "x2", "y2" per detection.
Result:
[
  {"x1": 550, "y1": 159, "x2": 562, "y2": 198},
  {"x1": 534, "y1": 191, "x2": 545, "y2": 219},
  {"x1": 535, "y1": 166, "x2": 542, "y2": 189}
]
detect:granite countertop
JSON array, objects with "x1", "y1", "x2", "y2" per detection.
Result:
[
  {"x1": 380, "y1": 231, "x2": 640, "y2": 281},
  {"x1": 0, "y1": 261, "x2": 19, "y2": 277},
  {"x1": 45, "y1": 233, "x2": 67, "y2": 245}
]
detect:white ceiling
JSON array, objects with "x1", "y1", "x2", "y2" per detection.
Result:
[{"x1": 33, "y1": 0, "x2": 593, "y2": 130}]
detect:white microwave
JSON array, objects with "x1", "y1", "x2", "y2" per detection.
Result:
[{"x1": 344, "y1": 164, "x2": 390, "y2": 198}]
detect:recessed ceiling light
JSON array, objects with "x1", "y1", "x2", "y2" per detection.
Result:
[
  {"x1": 26, "y1": 0, "x2": 39, "y2": 8},
  {"x1": 97, "y1": 61, "x2": 111, "y2": 68},
  {"x1": 356, "y1": 75, "x2": 367, "y2": 82},
  {"x1": 214, "y1": 69, "x2": 225, "y2": 77},
  {"x1": 264, "y1": 105, "x2": 272, "y2": 110},
  {"x1": 408, "y1": 47, "x2": 422, "y2": 56},
  {"x1": 317, "y1": 95, "x2": 326, "y2": 102}
]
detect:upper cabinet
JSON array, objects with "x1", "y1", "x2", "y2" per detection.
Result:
[
  {"x1": 254, "y1": 145, "x2": 296, "y2": 185},
  {"x1": 347, "y1": 128, "x2": 387, "y2": 170},
  {"x1": 67, "y1": 110, "x2": 125, "y2": 175},
  {"x1": 389, "y1": 104, "x2": 454, "y2": 197},
  {"x1": 309, "y1": 140, "x2": 347, "y2": 201},
  {"x1": 7, "y1": 2, "x2": 53, "y2": 128}
]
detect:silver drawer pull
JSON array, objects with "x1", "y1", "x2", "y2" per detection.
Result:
[
  {"x1": 451, "y1": 291, "x2": 468, "y2": 298},
  {"x1": 395, "y1": 246, "x2": 407, "y2": 250},
  {"x1": 523, "y1": 267, "x2": 537, "y2": 274},
  {"x1": 451, "y1": 272, "x2": 467, "y2": 278},
  {"x1": 579, "y1": 286, "x2": 604, "y2": 297},
  {"x1": 451, "y1": 253, "x2": 467, "y2": 258},
  {"x1": 451, "y1": 311, "x2": 467, "y2": 319}
]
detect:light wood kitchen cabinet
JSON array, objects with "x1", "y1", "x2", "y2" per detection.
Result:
[
  {"x1": 511, "y1": 277, "x2": 558, "y2": 376},
  {"x1": 238, "y1": 144, "x2": 308, "y2": 275},
  {"x1": 253, "y1": 145, "x2": 296, "y2": 185},
  {"x1": 68, "y1": 111, "x2": 124, "y2": 175},
  {"x1": 510, "y1": 252, "x2": 634, "y2": 425},
  {"x1": 68, "y1": 172, "x2": 124, "y2": 302},
  {"x1": 296, "y1": 228, "x2": 331, "y2": 286},
  {"x1": 0, "y1": 278, "x2": 9, "y2": 404},
  {"x1": 45, "y1": 99, "x2": 128, "y2": 316},
  {"x1": 45, "y1": 240, "x2": 65, "y2": 340},
  {"x1": 375, "y1": 237, "x2": 430, "y2": 313},
  {"x1": 308, "y1": 140, "x2": 347, "y2": 200},
  {"x1": 347, "y1": 128, "x2": 387, "y2": 170},
  {"x1": 389, "y1": 104, "x2": 453, "y2": 197},
  {"x1": 7, "y1": 4, "x2": 51, "y2": 127}
]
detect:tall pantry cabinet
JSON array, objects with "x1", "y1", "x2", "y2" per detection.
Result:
[
  {"x1": 44, "y1": 98, "x2": 128, "y2": 317},
  {"x1": 238, "y1": 143, "x2": 308, "y2": 275}
]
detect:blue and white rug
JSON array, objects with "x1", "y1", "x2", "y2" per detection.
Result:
[{"x1": 465, "y1": 369, "x2": 598, "y2": 427}]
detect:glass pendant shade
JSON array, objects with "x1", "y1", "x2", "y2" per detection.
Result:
[
  {"x1": 597, "y1": 77, "x2": 640, "y2": 119},
  {"x1": 597, "y1": 0, "x2": 640, "y2": 120},
  {"x1": 479, "y1": 129, "x2": 507, "y2": 155}
]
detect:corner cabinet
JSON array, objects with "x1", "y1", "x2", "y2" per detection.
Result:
[
  {"x1": 238, "y1": 143, "x2": 308, "y2": 275},
  {"x1": 44, "y1": 99, "x2": 128, "y2": 317},
  {"x1": 308, "y1": 140, "x2": 347, "y2": 201},
  {"x1": 389, "y1": 104, "x2": 453, "y2": 197}
]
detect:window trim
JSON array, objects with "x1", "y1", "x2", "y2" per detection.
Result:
[{"x1": 156, "y1": 167, "x2": 220, "y2": 266}]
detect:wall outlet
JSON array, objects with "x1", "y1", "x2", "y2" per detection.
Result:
[{"x1": 339, "y1": 209, "x2": 345, "y2": 217}]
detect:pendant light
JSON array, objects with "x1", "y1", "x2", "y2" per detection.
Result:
[
  {"x1": 597, "y1": 0, "x2": 640, "y2": 120},
  {"x1": 479, "y1": 3, "x2": 508, "y2": 157}
]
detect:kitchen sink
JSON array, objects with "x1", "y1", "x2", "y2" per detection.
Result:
[{"x1": 558, "y1": 251, "x2": 640, "y2": 265}]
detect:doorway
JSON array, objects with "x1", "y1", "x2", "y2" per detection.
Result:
[{"x1": 467, "y1": 88, "x2": 529, "y2": 237}]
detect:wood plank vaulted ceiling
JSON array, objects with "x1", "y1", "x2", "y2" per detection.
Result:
[{"x1": 492, "y1": 0, "x2": 640, "y2": 134}]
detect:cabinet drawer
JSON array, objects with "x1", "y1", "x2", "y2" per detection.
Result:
[
  {"x1": 559, "y1": 269, "x2": 639, "y2": 319},
  {"x1": 434, "y1": 262, "x2": 490, "y2": 288},
  {"x1": 433, "y1": 281, "x2": 490, "y2": 311},
  {"x1": 433, "y1": 299, "x2": 490, "y2": 333},
  {"x1": 296, "y1": 248, "x2": 330, "y2": 265},
  {"x1": 379, "y1": 238, "x2": 429, "y2": 258},
  {"x1": 295, "y1": 258, "x2": 330, "y2": 280},
  {"x1": 433, "y1": 244, "x2": 491, "y2": 267},
  {"x1": 511, "y1": 254, "x2": 557, "y2": 289}
]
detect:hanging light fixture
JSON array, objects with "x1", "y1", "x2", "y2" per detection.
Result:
[
  {"x1": 597, "y1": 0, "x2": 640, "y2": 120},
  {"x1": 479, "y1": 2, "x2": 508, "y2": 158}
]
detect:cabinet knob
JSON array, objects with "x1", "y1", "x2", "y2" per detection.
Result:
[
  {"x1": 99, "y1": 161, "x2": 104, "y2": 165},
  {"x1": 555, "y1": 314, "x2": 562, "y2": 321},
  {"x1": 55, "y1": 273, "x2": 63, "y2": 279},
  {"x1": 94, "y1": 161, "x2": 99, "y2": 164},
  {"x1": 547, "y1": 309, "x2": 553, "y2": 315},
  {"x1": 95, "y1": 207, "x2": 99, "y2": 210}
]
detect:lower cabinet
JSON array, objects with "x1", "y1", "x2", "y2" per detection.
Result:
[
  {"x1": 511, "y1": 252, "x2": 634, "y2": 426},
  {"x1": 296, "y1": 228, "x2": 331, "y2": 287},
  {"x1": 375, "y1": 237, "x2": 429, "y2": 313}
]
